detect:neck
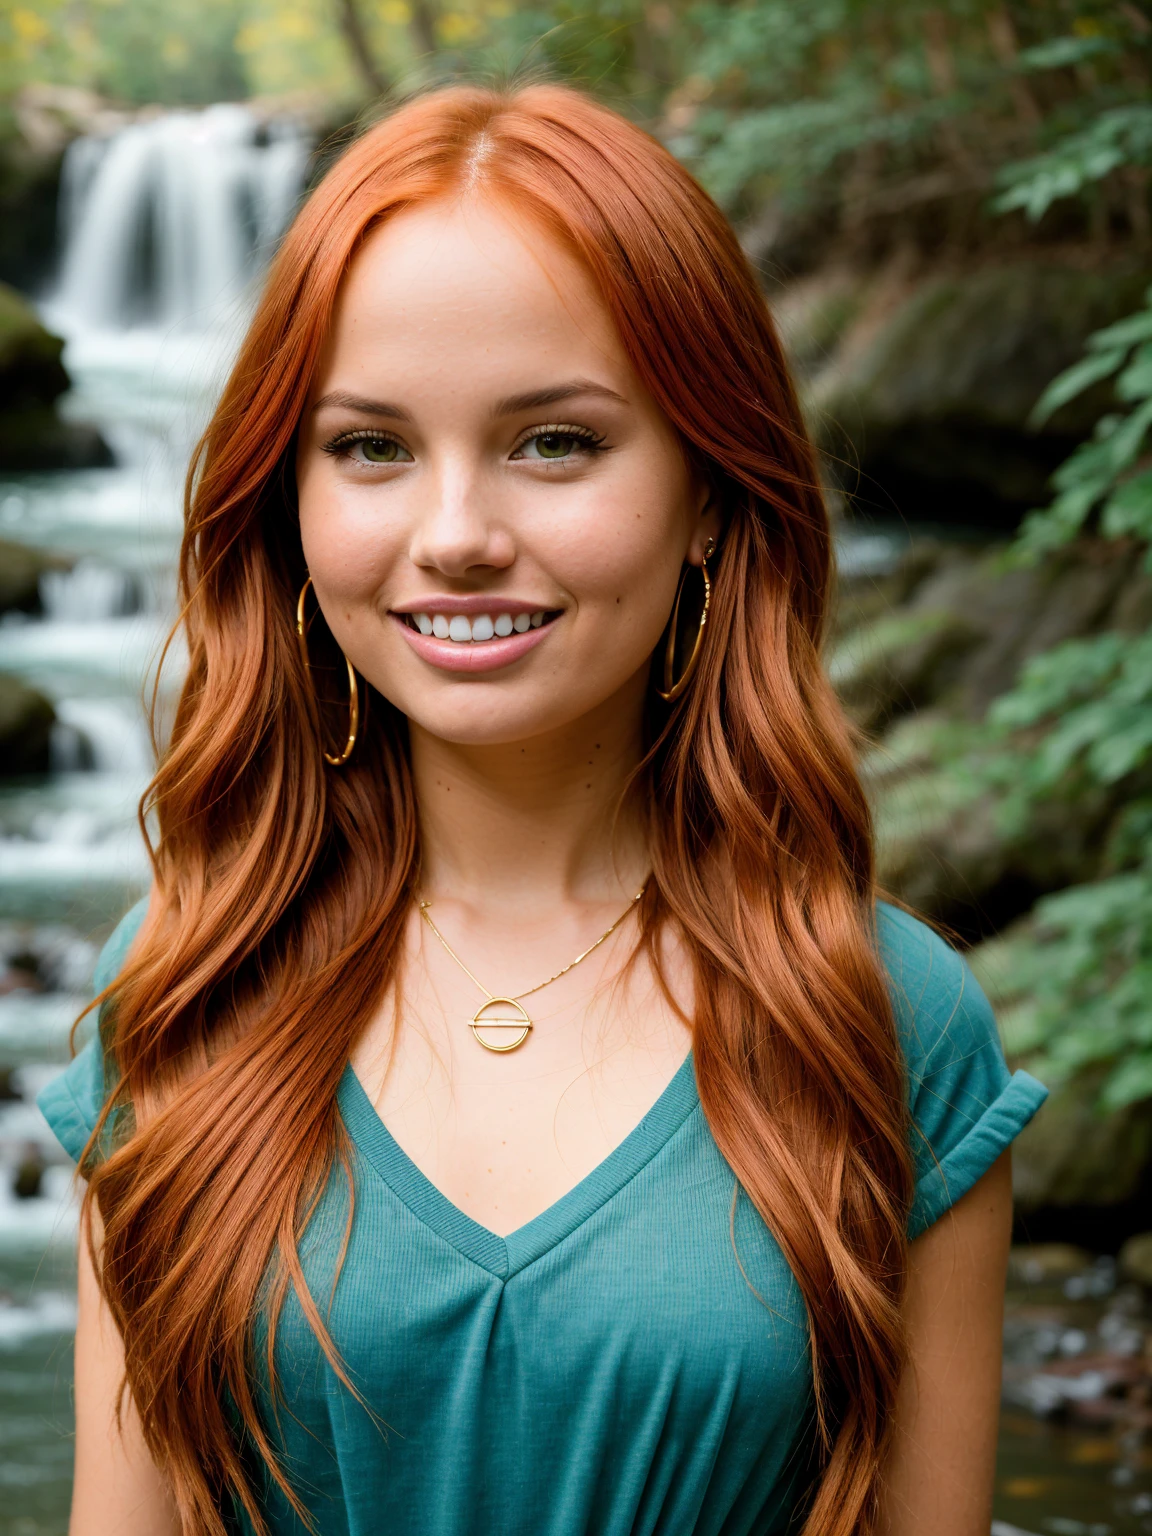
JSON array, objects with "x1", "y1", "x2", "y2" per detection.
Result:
[{"x1": 411, "y1": 677, "x2": 649, "y2": 910}]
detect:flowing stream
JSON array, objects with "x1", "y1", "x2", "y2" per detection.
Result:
[{"x1": 0, "y1": 104, "x2": 307, "y2": 1533}]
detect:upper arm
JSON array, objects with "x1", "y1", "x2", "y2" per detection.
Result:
[
  {"x1": 72, "y1": 1200, "x2": 179, "y2": 1536},
  {"x1": 873, "y1": 909, "x2": 1042, "y2": 1534},
  {"x1": 878, "y1": 1150, "x2": 1013, "y2": 1536}
]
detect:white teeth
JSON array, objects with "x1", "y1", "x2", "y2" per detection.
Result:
[{"x1": 418, "y1": 610, "x2": 548, "y2": 642}]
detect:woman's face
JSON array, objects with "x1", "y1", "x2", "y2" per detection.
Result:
[{"x1": 296, "y1": 197, "x2": 716, "y2": 748}]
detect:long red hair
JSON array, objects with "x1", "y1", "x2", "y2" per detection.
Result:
[{"x1": 82, "y1": 84, "x2": 912, "y2": 1536}]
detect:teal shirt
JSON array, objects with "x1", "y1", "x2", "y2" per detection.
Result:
[{"x1": 40, "y1": 901, "x2": 1046, "y2": 1536}]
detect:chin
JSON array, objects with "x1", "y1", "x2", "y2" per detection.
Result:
[{"x1": 387, "y1": 690, "x2": 581, "y2": 748}]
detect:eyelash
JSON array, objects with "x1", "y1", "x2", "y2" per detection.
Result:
[
  {"x1": 510, "y1": 423, "x2": 607, "y2": 460},
  {"x1": 319, "y1": 424, "x2": 608, "y2": 462},
  {"x1": 321, "y1": 427, "x2": 406, "y2": 459}
]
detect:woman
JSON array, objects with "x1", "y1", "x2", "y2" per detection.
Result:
[{"x1": 40, "y1": 84, "x2": 1045, "y2": 1536}]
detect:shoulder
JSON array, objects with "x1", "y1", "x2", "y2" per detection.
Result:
[
  {"x1": 92, "y1": 895, "x2": 152, "y2": 997},
  {"x1": 875, "y1": 901, "x2": 994, "y2": 1087},
  {"x1": 35, "y1": 894, "x2": 151, "y2": 1166},
  {"x1": 874, "y1": 901, "x2": 1048, "y2": 1239}
]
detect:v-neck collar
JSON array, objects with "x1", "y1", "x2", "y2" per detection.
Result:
[{"x1": 337, "y1": 1052, "x2": 700, "y2": 1279}]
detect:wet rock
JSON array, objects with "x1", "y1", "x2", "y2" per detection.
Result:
[
  {"x1": 0, "y1": 537, "x2": 69, "y2": 615},
  {"x1": 0, "y1": 410, "x2": 112, "y2": 471},
  {"x1": 1120, "y1": 1234, "x2": 1152, "y2": 1289},
  {"x1": 0, "y1": 283, "x2": 110, "y2": 470},
  {"x1": 12, "y1": 1154, "x2": 42, "y2": 1201},
  {"x1": 805, "y1": 259, "x2": 1151, "y2": 527},
  {"x1": 0, "y1": 281, "x2": 67, "y2": 409},
  {"x1": 1009, "y1": 1244, "x2": 1095, "y2": 1285},
  {"x1": 0, "y1": 674, "x2": 54, "y2": 776}
]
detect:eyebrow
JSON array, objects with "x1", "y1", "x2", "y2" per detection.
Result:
[
  {"x1": 311, "y1": 391, "x2": 412, "y2": 420},
  {"x1": 491, "y1": 380, "x2": 628, "y2": 416},
  {"x1": 310, "y1": 379, "x2": 628, "y2": 422}
]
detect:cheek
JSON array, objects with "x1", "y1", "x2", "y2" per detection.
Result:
[
  {"x1": 296, "y1": 468, "x2": 401, "y2": 608},
  {"x1": 560, "y1": 471, "x2": 692, "y2": 640}
]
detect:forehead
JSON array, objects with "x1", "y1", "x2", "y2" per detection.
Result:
[{"x1": 323, "y1": 196, "x2": 625, "y2": 386}]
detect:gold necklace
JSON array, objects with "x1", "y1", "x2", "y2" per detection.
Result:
[{"x1": 418, "y1": 886, "x2": 647, "y2": 1053}]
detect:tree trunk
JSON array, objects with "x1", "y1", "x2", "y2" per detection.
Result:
[
  {"x1": 409, "y1": 0, "x2": 439, "y2": 59},
  {"x1": 334, "y1": 0, "x2": 390, "y2": 99}
]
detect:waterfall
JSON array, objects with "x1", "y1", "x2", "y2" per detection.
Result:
[{"x1": 49, "y1": 103, "x2": 310, "y2": 335}]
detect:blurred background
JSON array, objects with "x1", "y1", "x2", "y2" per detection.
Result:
[{"x1": 0, "y1": 0, "x2": 1149, "y2": 1531}]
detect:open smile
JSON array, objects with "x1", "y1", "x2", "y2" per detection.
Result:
[
  {"x1": 401, "y1": 607, "x2": 558, "y2": 643},
  {"x1": 389, "y1": 604, "x2": 562, "y2": 673}
]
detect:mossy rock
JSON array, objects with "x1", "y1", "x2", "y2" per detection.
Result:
[
  {"x1": 0, "y1": 674, "x2": 54, "y2": 775},
  {"x1": 0, "y1": 282, "x2": 68, "y2": 410},
  {"x1": 1006, "y1": 1069, "x2": 1152, "y2": 1210},
  {"x1": 815, "y1": 263, "x2": 1150, "y2": 440},
  {"x1": 0, "y1": 284, "x2": 111, "y2": 467},
  {"x1": 0, "y1": 408, "x2": 112, "y2": 471},
  {"x1": 808, "y1": 260, "x2": 1151, "y2": 518},
  {"x1": 829, "y1": 607, "x2": 982, "y2": 732},
  {"x1": 1119, "y1": 1232, "x2": 1152, "y2": 1288}
]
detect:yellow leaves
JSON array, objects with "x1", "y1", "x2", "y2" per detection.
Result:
[
  {"x1": 236, "y1": 8, "x2": 317, "y2": 51},
  {"x1": 381, "y1": 0, "x2": 412, "y2": 25},
  {"x1": 439, "y1": 11, "x2": 481, "y2": 45},
  {"x1": 234, "y1": 21, "x2": 263, "y2": 53},
  {"x1": 10, "y1": 7, "x2": 49, "y2": 46},
  {"x1": 161, "y1": 34, "x2": 190, "y2": 65},
  {"x1": 234, "y1": 0, "x2": 357, "y2": 99}
]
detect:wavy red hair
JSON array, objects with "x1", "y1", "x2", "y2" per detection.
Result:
[{"x1": 80, "y1": 83, "x2": 912, "y2": 1536}]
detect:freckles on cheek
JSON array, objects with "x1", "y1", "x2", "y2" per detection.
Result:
[{"x1": 301, "y1": 506, "x2": 399, "y2": 605}]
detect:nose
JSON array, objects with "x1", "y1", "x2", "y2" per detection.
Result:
[{"x1": 407, "y1": 461, "x2": 515, "y2": 578}]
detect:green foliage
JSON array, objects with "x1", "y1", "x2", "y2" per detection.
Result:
[
  {"x1": 670, "y1": 0, "x2": 1152, "y2": 235},
  {"x1": 967, "y1": 293, "x2": 1152, "y2": 1108},
  {"x1": 0, "y1": 0, "x2": 252, "y2": 107},
  {"x1": 993, "y1": 11, "x2": 1152, "y2": 223},
  {"x1": 974, "y1": 867, "x2": 1152, "y2": 1110},
  {"x1": 994, "y1": 105, "x2": 1152, "y2": 222},
  {"x1": 1012, "y1": 286, "x2": 1152, "y2": 561}
]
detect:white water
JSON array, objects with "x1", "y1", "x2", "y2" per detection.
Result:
[
  {"x1": 0, "y1": 105, "x2": 310, "y2": 1303},
  {"x1": 50, "y1": 103, "x2": 309, "y2": 336}
]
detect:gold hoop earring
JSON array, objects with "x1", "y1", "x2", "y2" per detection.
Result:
[
  {"x1": 656, "y1": 538, "x2": 715, "y2": 703},
  {"x1": 296, "y1": 577, "x2": 359, "y2": 767}
]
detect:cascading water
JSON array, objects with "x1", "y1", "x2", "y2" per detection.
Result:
[
  {"x1": 51, "y1": 104, "x2": 309, "y2": 335},
  {"x1": 0, "y1": 104, "x2": 309, "y2": 1529}
]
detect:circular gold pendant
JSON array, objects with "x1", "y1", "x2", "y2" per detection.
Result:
[{"x1": 470, "y1": 997, "x2": 533, "y2": 1053}]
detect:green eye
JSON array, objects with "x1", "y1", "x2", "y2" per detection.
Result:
[
  {"x1": 360, "y1": 438, "x2": 402, "y2": 463},
  {"x1": 533, "y1": 433, "x2": 575, "y2": 459}
]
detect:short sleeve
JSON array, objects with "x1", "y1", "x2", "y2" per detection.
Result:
[
  {"x1": 876, "y1": 902, "x2": 1048, "y2": 1240},
  {"x1": 36, "y1": 897, "x2": 150, "y2": 1164}
]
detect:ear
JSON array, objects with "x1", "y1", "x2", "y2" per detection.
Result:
[{"x1": 685, "y1": 478, "x2": 724, "y2": 567}]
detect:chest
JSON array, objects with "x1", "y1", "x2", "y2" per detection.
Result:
[
  {"x1": 349, "y1": 937, "x2": 694, "y2": 1237},
  {"x1": 262, "y1": 1095, "x2": 815, "y2": 1536}
]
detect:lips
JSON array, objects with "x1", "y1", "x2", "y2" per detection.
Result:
[
  {"x1": 406, "y1": 608, "x2": 547, "y2": 643},
  {"x1": 389, "y1": 604, "x2": 560, "y2": 674}
]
